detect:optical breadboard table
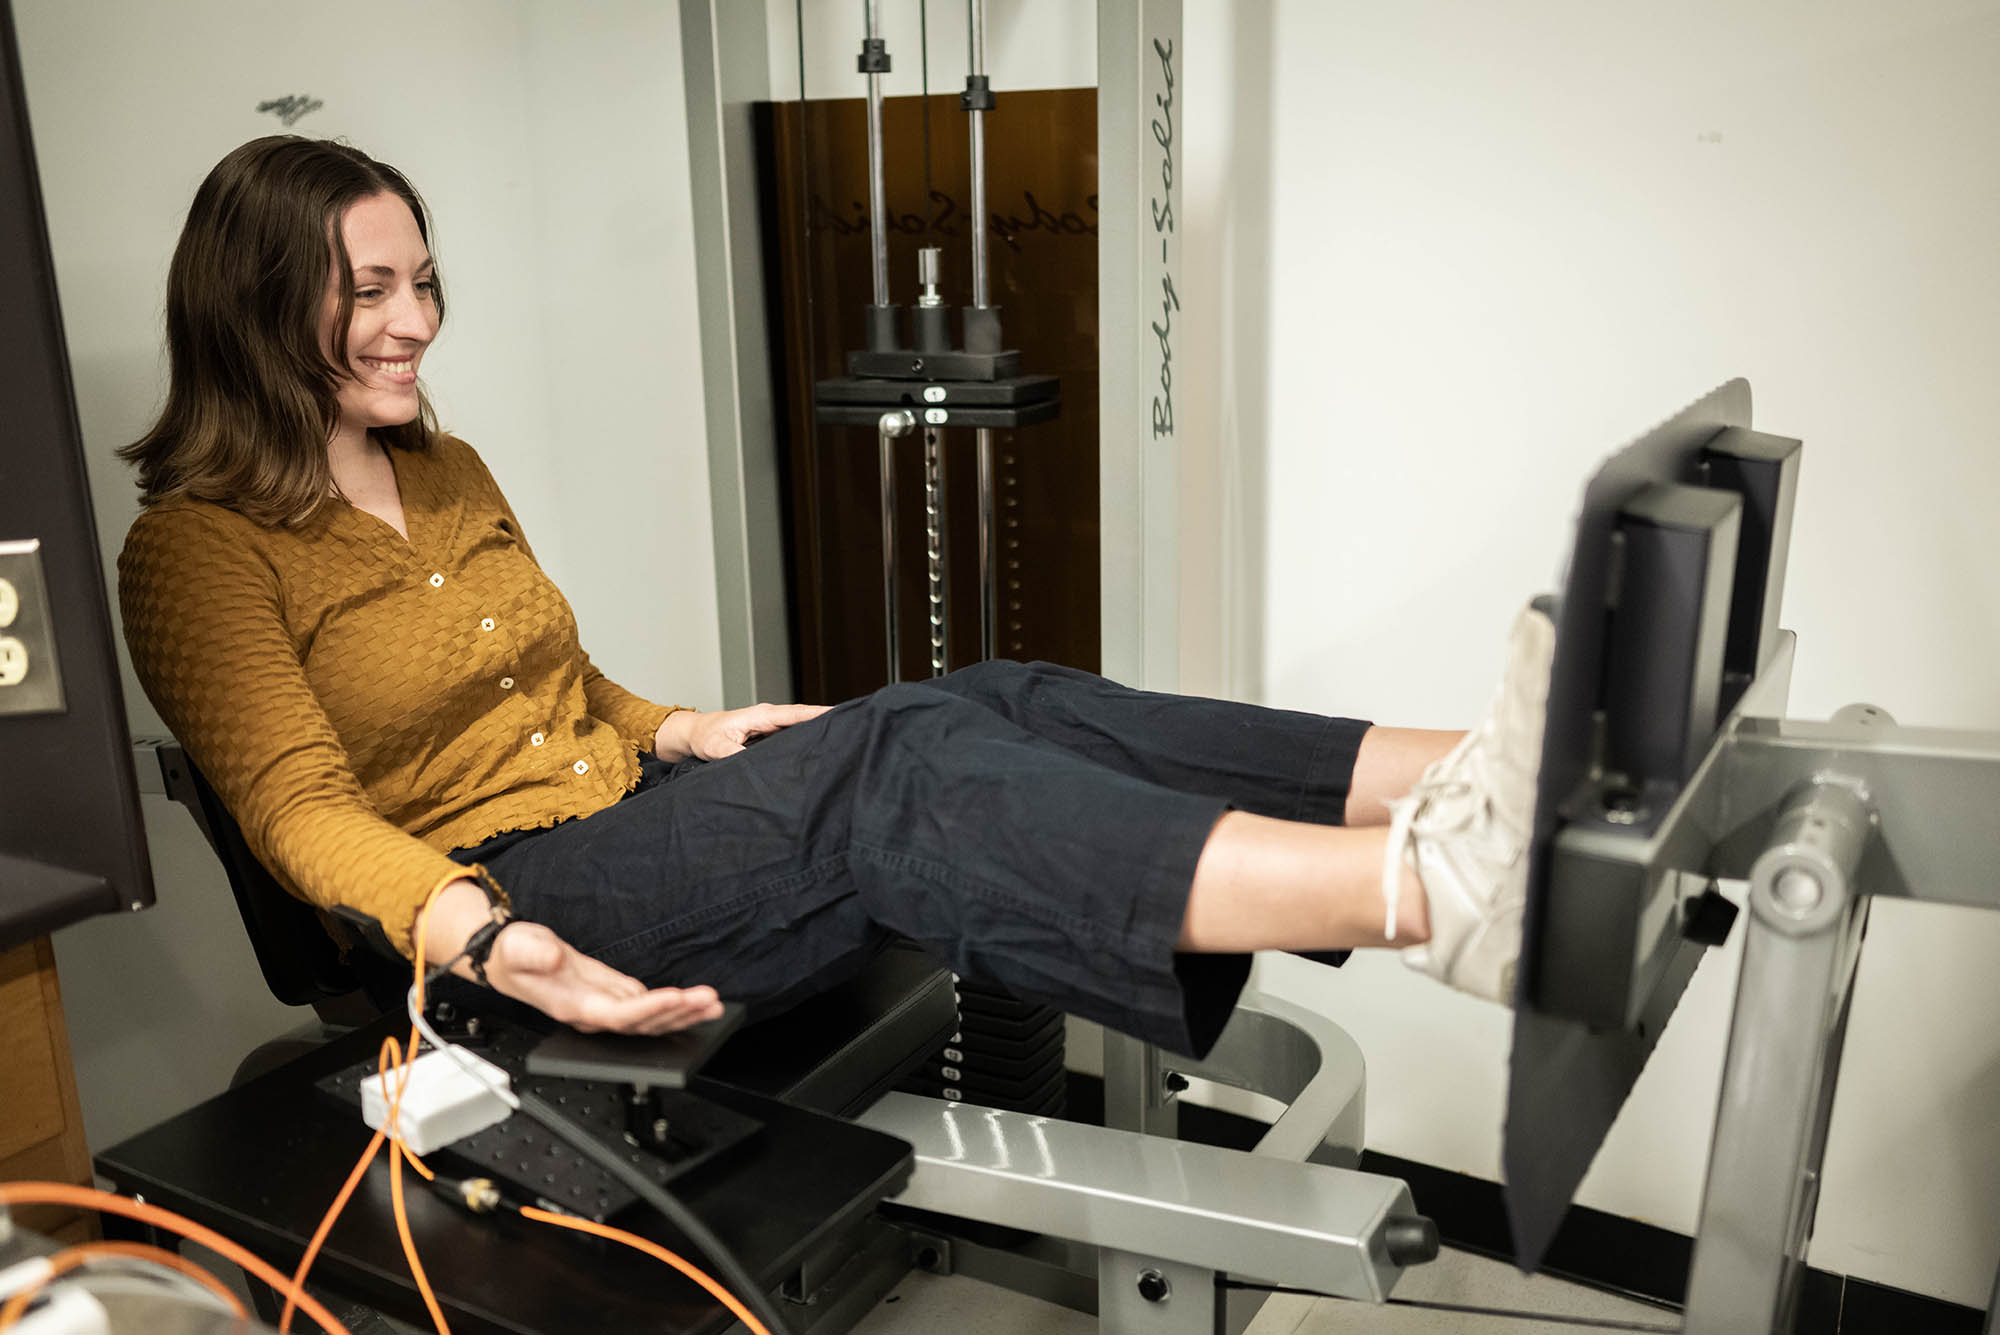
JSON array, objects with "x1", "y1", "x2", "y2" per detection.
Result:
[{"x1": 94, "y1": 1014, "x2": 915, "y2": 1335}]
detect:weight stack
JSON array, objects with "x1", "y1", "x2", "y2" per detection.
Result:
[{"x1": 898, "y1": 979, "x2": 1066, "y2": 1116}]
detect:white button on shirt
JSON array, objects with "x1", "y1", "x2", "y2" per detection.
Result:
[
  {"x1": 573, "y1": 760, "x2": 590, "y2": 775},
  {"x1": 429, "y1": 573, "x2": 444, "y2": 587},
  {"x1": 530, "y1": 732, "x2": 545, "y2": 746},
  {"x1": 500, "y1": 677, "x2": 515, "y2": 690},
  {"x1": 480, "y1": 618, "x2": 495, "y2": 631}
]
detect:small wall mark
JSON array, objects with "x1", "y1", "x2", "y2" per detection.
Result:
[{"x1": 257, "y1": 95, "x2": 324, "y2": 127}]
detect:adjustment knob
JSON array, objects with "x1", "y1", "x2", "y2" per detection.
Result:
[
  {"x1": 1682, "y1": 882, "x2": 1740, "y2": 947},
  {"x1": 1383, "y1": 1215, "x2": 1440, "y2": 1266}
]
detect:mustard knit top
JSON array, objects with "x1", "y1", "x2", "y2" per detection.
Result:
[{"x1": 117, "y1": 435, "x2": 677, "y2": 959}]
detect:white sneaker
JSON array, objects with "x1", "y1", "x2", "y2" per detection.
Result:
[{"x1": 1381, "y1": 601, "x2": 1557, "y2": 1004}]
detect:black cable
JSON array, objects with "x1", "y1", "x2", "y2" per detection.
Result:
[
  {"x1": 406, "y1": 970, "x2": 781, "y2": 1332},
  {"x1": 513, "y1": 1089, "x2": 793, "y2": 1335},
  {"x1": 416, "y1": 943, "x2": 780, "y2": 1327},
  {"x1": 1222, "y1": 1280, "x2": 1682, "y2": 1333}
]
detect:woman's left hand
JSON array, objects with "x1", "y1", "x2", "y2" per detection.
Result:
[{"x1": 655, "y1": 702, "x2": 831, "y2": 761}]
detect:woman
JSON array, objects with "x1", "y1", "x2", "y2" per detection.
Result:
[{"x1": 118, "y1": 136, "x2": 1553, "y2": 1057}]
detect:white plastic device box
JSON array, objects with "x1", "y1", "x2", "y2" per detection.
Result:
[{"x1": 360, "y1": 1048, "x2": 513, "y2": 1154}]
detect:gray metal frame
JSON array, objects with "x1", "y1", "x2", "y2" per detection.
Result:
[
  {"x1": 680, "y1": 0, "x2": 793, "y2": 708},
  {"x1": 1527, "y1": 591, "x2": 2000, "y2": 1333},
  {"x1": 1617, "y1": 666, "x2": 2000, "y2": 1333},
  {"x1": 860, "y1": 974, "x2": 1402, "y2": 1333}
]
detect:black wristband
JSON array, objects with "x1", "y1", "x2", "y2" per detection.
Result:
[{"x1": 460, "y1": 914, "x2": 515, "y2": 988}]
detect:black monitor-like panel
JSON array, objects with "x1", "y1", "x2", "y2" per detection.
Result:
[
  {"x1": 1505, "y1": 379, "x2": 1801, "y2": 1270},
  {"x1": 0, "y1": 0, "x2": 155, "y2": 949}
]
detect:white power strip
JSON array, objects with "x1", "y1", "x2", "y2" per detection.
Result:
[
  {"x1": 8, "y1": 1287, "x2": 108, "y2": 1335},
  {"x1": 0, "y1": 1260, "x2": 108, "y2": 1335},
  {"x1": 360, "y1": 1048, "x2": 513, "y2": 1154},
  {"x1": 0, "y1": 1256, "x2": 53, "y2": 1304}
]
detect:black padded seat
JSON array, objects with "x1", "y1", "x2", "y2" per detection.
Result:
[{"x1": 700, "y1": 945, "x2": 959, "y2": 1116}]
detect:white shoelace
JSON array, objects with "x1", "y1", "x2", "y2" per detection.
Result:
[{"x1": 1380, "y1": 729, "x2": 1508, "y2": 942}]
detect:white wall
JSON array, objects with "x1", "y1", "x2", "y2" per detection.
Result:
[
  {"x1": 1224, "y1": 0, "x2": 2000, "y2": 1308},
  {"x1": 14, "y1": 0, "x2": 721, "y2": 1148}
]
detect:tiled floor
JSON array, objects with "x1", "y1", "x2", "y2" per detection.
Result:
[
  {"x1": 196, "y1": 1239, "x2": 1678, "y2": 1333},
  {"x1": 853, "y1": 1247, "x2": 1678, "y2": 1335}
]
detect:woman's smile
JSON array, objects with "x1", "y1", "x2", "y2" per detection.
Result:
[{"x1": 357, "y1": 353, "x2": 420, "y2": 385}]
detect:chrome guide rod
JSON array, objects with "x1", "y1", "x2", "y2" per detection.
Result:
[
  {"x1": 879, "y1": 410, "x2": 915, "y2": 682},
  {"x1": 969, "y1": 0, "x2": 994, "y2": 661},
  {"x1": 977, "y1": 426, "x2": 996, "y2": 660},
  {"x1": 864, "y1": 0, "x2": 890, "y2": 308},
  {"x1": 967, "y1": 0, "x2": 989, "y2": 308},
  {"x1": 924, "y1": 425, "x2": 950, "y2": 675}
]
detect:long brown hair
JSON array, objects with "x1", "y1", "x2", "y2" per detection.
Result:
[{"x1": 120, "y1": 136, "x2": 445, "y2": 527}]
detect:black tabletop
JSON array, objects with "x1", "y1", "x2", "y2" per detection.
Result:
[{"x1": 94, "y1": 1015, "x2": 914, "y2": 1335}]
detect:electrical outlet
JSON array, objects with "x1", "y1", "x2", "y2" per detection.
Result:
[{"x1": 0, "y1": 541, "x2": 65, "y2": 716}]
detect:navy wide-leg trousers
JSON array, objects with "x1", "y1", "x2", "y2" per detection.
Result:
[{"x1": 452, "y1": 660, "x2": 1371, "y2": 1057}]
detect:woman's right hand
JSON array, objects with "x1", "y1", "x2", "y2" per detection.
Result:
[
  {"x1": 422, "y1": 879, "x2": 723, "y2": 1035},
  {"x1": 656, "y1": 702, "x2": 830, "y2": 761},
  {"x1": 479, "y1": 920, "x2": 723, "y2": 1035}
]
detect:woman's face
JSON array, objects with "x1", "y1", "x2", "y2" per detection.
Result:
[{"x1": 320, "y1": 191, "x2": 438, "y2": 441}]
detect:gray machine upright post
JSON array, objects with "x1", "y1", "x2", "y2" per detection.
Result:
[
  {"x1": 1683, "y1": 779, "x2": 1873, "y2": 1333},
  {"x1": 678, "y1": 0, "x2": 792, "y2": 708},
  {"x1": 1096, "y1": 0, "x2": 1204, "y2": 1317},
  {"x1": 1097, "y1": 0, "x2": 1182, "y2": 691}
]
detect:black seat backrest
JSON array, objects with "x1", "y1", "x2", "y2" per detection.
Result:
[{"x1": 153, "y1": 740, "x2": 407, "y2": 1015}]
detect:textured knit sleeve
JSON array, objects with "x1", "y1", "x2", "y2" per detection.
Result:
[
  {"x1": 455, "y1": 441, "x2": 680, "y2": 751},
  {"x1": 118, "y1": 506, "x2": 494, "y2": 959},
  {"x1": 579, "y1": 650, "x2": 679, "y2": 752}
]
